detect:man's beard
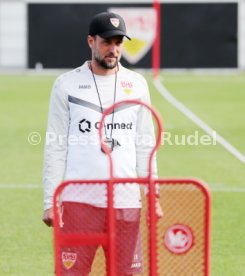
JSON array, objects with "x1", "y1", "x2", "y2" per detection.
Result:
[{"x1": 94, "y1": 52, "x2": 119, "y2": 69}]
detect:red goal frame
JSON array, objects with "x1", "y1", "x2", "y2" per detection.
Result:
[{"x1": 53, "y1": 100, "x2": 211, "y2": 276}]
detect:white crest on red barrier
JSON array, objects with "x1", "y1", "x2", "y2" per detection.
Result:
[
  {"x1": 164, "y1": 224, "x2": 194, "y2": 254},
  {"x1": 62, "y1": 251, "x2": 77, "y2": 270},
  {"x1": 109, "y1": 8, "x2": 157, "y2": 64}
]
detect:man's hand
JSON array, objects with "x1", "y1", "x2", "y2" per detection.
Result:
[
  {"x1": 155, "y1": 199, "x2": 164, "y2": 219},
  {"x1": 146, "y1": 198, "x2": 164, "y2": 224},
  {"x1": 42, "y1": 207, "x2": 54, "y2": 227}
]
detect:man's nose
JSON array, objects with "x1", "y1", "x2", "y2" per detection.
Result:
[{"x1": 109, "y1": 44, "x2": 117, "y2": 53}]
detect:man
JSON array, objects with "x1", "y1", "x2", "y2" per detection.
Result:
[{"x1": 43, "y1": 12, "x2": 163, "y2": 275}]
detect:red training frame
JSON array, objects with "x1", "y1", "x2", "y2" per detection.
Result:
[{"x1": 53, "y1": 100, "x2": 211, "y2": 276}]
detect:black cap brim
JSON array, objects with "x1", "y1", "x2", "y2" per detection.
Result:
[{"x1": 98, "y1": 30, "x2": 131, "y2": 40}]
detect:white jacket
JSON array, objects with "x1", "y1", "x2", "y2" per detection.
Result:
[{"x1": 43, "y1": 62, "x2": 157, "y2": 210}]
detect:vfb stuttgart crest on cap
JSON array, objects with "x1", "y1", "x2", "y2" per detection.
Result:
[
  {"x1": 62, "y1": 252, "x2": 77, "y2": 270},
  {"x1": 110, "y1": 18, "x2": 120, "y2": 28}
]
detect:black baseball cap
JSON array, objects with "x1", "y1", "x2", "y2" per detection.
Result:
[{"x1": 89, "y1": 12, "x2": 131, "y2": 40}]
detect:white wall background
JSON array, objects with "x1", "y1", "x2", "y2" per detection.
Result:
[
  {"x1": 239, "y1": 0, "x2": 245, "y2": 68},
  {"x1": 0, "y1": 1, "x2": 27, "y2": 67},
  {"x1": 0, "y1": 0, "x2": 244, "y2": 69}
]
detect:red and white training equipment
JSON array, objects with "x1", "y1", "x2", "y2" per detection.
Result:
[{"x1": 53, "y1": 100, "x2": 211, "y2": 276}]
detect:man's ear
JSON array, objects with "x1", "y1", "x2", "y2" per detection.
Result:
[{"x1": 87, "y1": 35, "x2": 94, "y2": 49}]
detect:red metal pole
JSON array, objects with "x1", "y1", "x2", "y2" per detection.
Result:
[
  {"x1": 107, "y1": 177, "x2": 116, "y2": 276},
  {"x1": 53, "y1": 196, "x2": 61, "y2": 276},
  {"x1": 148, "y1": 178, "x2": 158, "y2": 276},
  {"x1": 99, "y1": 100, "x2": 163, "y2": 276},
  {"x1": 152, "y1": 0, "x2": 161, "y2": 79},
  {"x1": 100, "y1": 118, "x2": 116, "y2": 276}
]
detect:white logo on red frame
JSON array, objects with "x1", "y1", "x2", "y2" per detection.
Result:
[{"x1": 164, "y1": 224, "x2": 194, "y2": 254}]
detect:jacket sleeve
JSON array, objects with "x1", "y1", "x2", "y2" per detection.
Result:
[{"x1": 43, "y1": 78, "x2": 70, "y2": 210}]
